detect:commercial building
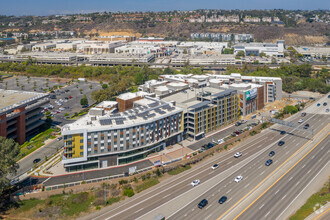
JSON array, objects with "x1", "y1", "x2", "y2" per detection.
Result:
[
  {"x1": 221, "y1": 83, "x2": 264, "y2": 116},
  {"x1": 61, "y1": 93, "x2": 183, "y2": 171},
  {"x1": 234, "y1": 40, "x2": 284, "y2": 57},
  {"x1": 294, "y1": 46, "x2": 330, "y2": 59},
  {"x1": 208, "y1": 73, "x2": 282, "y2": 103},
  {"x1": 0, "y1": 89, "x2": 49, "y2": 144},
  {"x1": 171, "y1": 54, "x2": 236, "y2": 65}
]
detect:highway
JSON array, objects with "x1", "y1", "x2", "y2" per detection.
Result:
[
  {"x1": 80, "y1": 94, "x2": 330, "y2": 220},
  {"x1": 235, "y1": 135, "x2": 329, "y2": 220}
]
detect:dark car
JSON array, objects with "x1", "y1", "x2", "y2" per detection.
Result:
[
  {"x1": 280, "y1": 131, "x2": 286, "y2": 135},
  {"x1": 301, "y1": 112, "x2": 306, "y2": 117},
  {"x1": 317, "y1": 103, "x2": 321, "y2": 107},
  {"x1": 328, "y1": 95, "x2": 330, "y2": 98},
  {"x1": 278, "y1": 141, "x2": 285, "y2": 146},
  {"x1": 235, "y1": 122, "x2": 242, "y2": 126},
  {"x1": 219, "y1": 196, "x2": 227, "y2": 204},
  {"x1": 205, "y1": 143, "x2": 214, "y2": 149},
  {"x1": 198, "y1": 199, "x2": 208, "y2": 209},
  {"x1": 323, "y1": 102, "x2": 327, "y2": 106},
  {"x1": 269, "y1": 151, "x2": 275, "y2": 157},
  {"x1": 33, "y1": 158, "x2": 41, "y2": 164},
  {"x1": 304, "y1": 124, "x2": 310, "y2": 129},
  {"x1": 82, "y1": 104, "x2": 89, "y2": 108},
  {"x1": 265, "y1": 159, "x2": 273, "y2": 166}
]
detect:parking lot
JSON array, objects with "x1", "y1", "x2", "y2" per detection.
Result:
[{"x1": 0, "y1": 76, "x2": 102, "y2": 125}]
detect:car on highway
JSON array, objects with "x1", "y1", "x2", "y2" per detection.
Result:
[
  {"x1": 235, "y1": 176, "x2": 243, "y2": 183},
  {"x1": 304, "y1": 124, "x2": 310, "y2": 129},
  {"x1": 33, "y1": 158, "x2": 41, "y2": 164},
  {"x1": 323, "y1": 102, "x2": 327, "y2": 106},
  {"x1": 198, "y1": 199, "x2": 208, "y2": 209},
  {"x1": 278, "y1": 141, "x2": 285, "y2": 146},
  {"x1": 269, "y1": 151, "x2": 275, "y2": 157},
  {"x1": 301, "y1": 112, "x2": 306, "y2": 117},
  {"x1": 191, "y1": 179, "x2": 200, "y2": 186},
  {"x1": 326, "y1": 108, "x2": 329, "y2": 113},
  {"x1": 218, "y1": 196, "x2": 227, "y2": 204},
  {"x1": 317, "y1": 103, "x2": 321, "y2": 107},
  {"x1": 328, "y1": 95, "x2": 330, "y2": 98},
  {"x1": 280, "y1": 130, "x2": 286, "y2": 135},
  {"x1": 265, "y1": 159, "x2": 273, "y2": 166},
  {"x1": 234, "y1": 152, "x2": 242, "y2": 158},
  {"x1": 211, "y1": 164, "x2": 219, "y2": 170},
  {"x1": 298, "y1": 119, "x2": 304, "y2": 123}
]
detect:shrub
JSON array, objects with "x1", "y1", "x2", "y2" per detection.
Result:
[
  {"x1": 123, "y1": 188, "x2": 135, "y2": 197},
  {"x1": 106, "y1": 197, "x2": 120, "y2": 205},
  {"x1": 119, "y1": 179, "x2": 128, "y2": 185}
]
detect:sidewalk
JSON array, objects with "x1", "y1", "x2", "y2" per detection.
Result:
[{"x1": 305, "y1": 202, "x2": 330, "y2": 220}]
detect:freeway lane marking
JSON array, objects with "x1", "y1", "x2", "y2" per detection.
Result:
[
  {"x1": 276, "y1": 160, "x2": 330, "y2": 220},
  {"x1": 230, "y1": 132, "x2": 329, "y2": 220},
  {"x1": 265, "y1": 211, "x2": 271, "y2": 218},
  {"x1": 281, "y1": 194, "x2": 287, "y2": 200},
  {"x1": 206, "y1": 204, "x2": 213, "y2": 210},
  {"x1": 289, "y1": 176, "x2": 293, "y2": 181},
  {"x1": 275, "y1": 189, "x2": 279, "y2": 195},
  {"x1": 205, "y1": 214, "x2": 213, "y2": 220},
  {"x1": 163, "y1": 194, "x2": 171, "y2": 199},
  {"x1": 259, "y1": 204, "x2": 264, "y2": 210},
  {"x1": 227, "y1": 189, "x2": 232, "y2": 194},
  {"x1": 217, "y1": 124, "x2": 329, "y2": 220},
  {"x1": 244, "y1": 183, "x2": 250, "y2": 188},
  {"x1": 134, "y1": 208, "x2": 144, "y2": 213},
  {"x1": 259, "y1": 171, "x2": 265, "y2": 176}
]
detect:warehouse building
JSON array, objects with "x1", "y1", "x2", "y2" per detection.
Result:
[{"x1": 0, "y1": 89, "x2": 49, "y2": 144}]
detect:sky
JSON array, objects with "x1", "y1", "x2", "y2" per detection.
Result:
[{"x1": 1, "y1": 0, "x2": 329, "y2": 16}]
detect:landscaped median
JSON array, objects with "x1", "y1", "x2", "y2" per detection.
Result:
[{"x1": 289, "y1": 179, "x2": 330, "y2": 220}]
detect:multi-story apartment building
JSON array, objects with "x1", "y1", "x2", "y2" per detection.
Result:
[
  {"x1": 162, "y1": 87, "x2": 240, "y2": 140},
  {"x1": 61, "y1": 94, "x2": 183, "y2": 171},
  {"x1": 0, "y1": 89, "x2": 49, "y2": 144}
]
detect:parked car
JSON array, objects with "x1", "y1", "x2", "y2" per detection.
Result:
[
  {"x1": 235, "y1": 122, "x2": 242, "y2": 126},
  {"x1": 211, "y1": 164, "x2": 219, "y2": 170},
  {"x1": 33, "y1": 158, "x2": 41, "y2": 164},
  {"x1": 241, "y1": 120, "x2": 247, "y2": 124},
  {"x1": 218, "y1": 196, "x2": 227, "y2": 204},
  {"x1": 57, "y1": 137, "x2": 62, "y2": 141},
  {"x1": 265, "y1": 159, "x2": 273, "y2": 166},
  {"x1": 234, "y1": 152, "x2": 242, "y2": 158},
  {"x1": 191, "y1": 179, "x2": 200, "y2": 186},
  {"x1": 269, "y1": 151, "x2": 275, "y2": 157},
  {"x1": 198, "y1": 199, "x2": 208, "y2": 209},
  {"x1": 217, "y1": 139, "x2": 225, "y2": 145}
]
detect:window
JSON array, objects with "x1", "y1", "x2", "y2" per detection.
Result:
[
  {"x1": 80, "y1": 145, "x2": 83, "y2": 149},
  {"x1": 80, "y1": 139, "x2": 83, "y2": 143},
  {"x1": 80, "y1": 152, "x2": 83, "y2": 156}
]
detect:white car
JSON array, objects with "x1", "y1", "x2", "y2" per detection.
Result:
[
  {"x1": 211, "y1": 164, "x2": 219, "y2": 170},
  {"x1": 235, "y1": 176, "x2": 243, "y2": 183},
  {"x1": 218, "y1": 139, "x2": 225, "y2": 145},
  {"x1": 298, "y1": 119, "x2": 304, "y2": 123},
  {"x1": 191, "y1": 179, "x2": 200, "y2": 186},
  {"x1": 234, "y1": 152, "x2": 242, "y2": 158}
]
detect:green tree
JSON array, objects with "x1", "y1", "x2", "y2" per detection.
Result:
[
  {"x1": 80, "y1": 95, "x2": 88, "y2": 106},
  {"x1": 102, "y1": 84, "x2": 108, "y2": 89},
  {"x1": 0, "y1": 137, "x2": 20, "y2": 195}
]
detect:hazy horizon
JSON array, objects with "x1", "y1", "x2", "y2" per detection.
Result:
[{"x1": 1, "y1": 0, "x2": 329, "y2": 16}]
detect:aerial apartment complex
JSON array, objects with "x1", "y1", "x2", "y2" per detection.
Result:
[
  {"x1": 61, "y1": 93, "x2": 184, "y2": 171},
  {"x1": 0, "y1": 89, "x2": 49, "y2": 144}
]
